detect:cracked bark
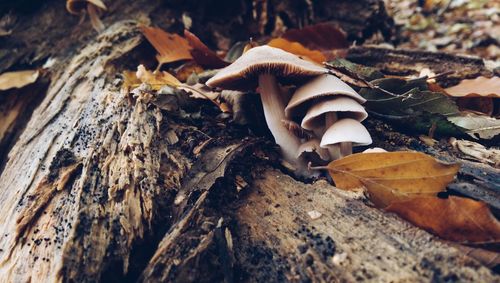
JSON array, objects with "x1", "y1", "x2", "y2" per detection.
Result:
[{"x1": 0, "y1": 1, "x2": 498, "y2": 283}]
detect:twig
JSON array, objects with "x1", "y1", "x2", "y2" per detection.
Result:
[{"x1": 324, "y1": 62, "x2": 411, "y2": 99}]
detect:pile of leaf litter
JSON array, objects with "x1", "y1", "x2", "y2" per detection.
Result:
[{"x1": 384, "y1": 0, "x2": 500, "y2": 60}]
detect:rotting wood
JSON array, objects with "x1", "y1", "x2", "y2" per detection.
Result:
[
  {"x1": 0, "y1": 21, "x2": 177, "y2": 282},
  {"x1": 347, "y1": 46, "x2": 493, "y2": 87},
  {"x1": 233, "y1": 169, "x2": 497, "y2": 282}
]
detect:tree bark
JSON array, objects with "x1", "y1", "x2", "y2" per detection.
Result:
[{"x1": 0, "y1": 1, "x2": 498, "y2": 282}]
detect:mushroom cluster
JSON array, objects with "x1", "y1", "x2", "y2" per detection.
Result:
[
  {"x1": 285, "y1": 74, "x2": 372, "y2": 161},
  {"x1": 206, "y1": 46, "x2": 372, "y2": 175}
]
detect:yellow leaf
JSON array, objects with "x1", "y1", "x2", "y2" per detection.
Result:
[
  {"x1": 386, "y1": 196, "x2": 500, "y2": 243},
  {"x1": 326, "y1": 151, "x2": 460, "y2": 207},
  {"x1": 122, "y1": 70, "x2": 141, "y2": 91},
  {"x1": 267, "y1": 38, "x2": 326, "y2": 64},
  {"x1": 0, "y1": 70, "x2": 39, "y2": 91},
  {"x1": 136, "y1": 65, "x2": 181, "y2": 90},
  {"x1": 140, "y1": 26, "x2": 193, "y2": 66}
]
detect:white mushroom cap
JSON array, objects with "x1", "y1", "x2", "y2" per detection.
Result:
[
  {"x1": 320, "y1": 118, "x2": 372, "y2": 148},
  {"x1": 296, "y1": 139, "x2": 330, "y2": 161},
  {"x1": 301, "y1": 96, "x2": 368, "y2": 131},
  {"x1": 206, "y1": 46, "x2": 326, "y2": 90},
  {"x1": 285, "y1": 74, "x2": 366, "y2": 118}
]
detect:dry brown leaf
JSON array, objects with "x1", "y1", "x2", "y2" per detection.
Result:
[
  {"x1": 281, "y1": 23, "x2": 349, "y2": 60},
  {"x1": 136, "y1": 65, "x2": 181, "y2": 90},
  {"x1": 267, "y1": 38, "x2": 326, "y2": 64},
  {"x1": 429, "y1": 82, "x2": 495, "y2": 115},
  {"x1": 386, "y1": 196, "x2": 500, "y2": 243},
  {"x1": 0, "y1": 70, "x2": 39, "y2": 91},
  {"x1": 140, "y1": 26, "x2": 193, "y2": 66},
  {"x1": 325, "y1": 152, "x2": 460, "y2": 207},
  {"x1": 445, "y1": 76, "x2": 500, "y2": 98},
  {"x1": 183, "y1": 30, "x2": 229, "y2": 68},
  {"x1": 451, "y1": 138, "x2": 500, "y2": 167}
]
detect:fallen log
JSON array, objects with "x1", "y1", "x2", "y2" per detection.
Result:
[{"x1": 0, "y1": 1, "x2": 498, "y2": 282}]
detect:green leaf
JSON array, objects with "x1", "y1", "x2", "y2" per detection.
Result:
[{"x1": 359, "y1": 77, "x2": 465, "y2": 137}]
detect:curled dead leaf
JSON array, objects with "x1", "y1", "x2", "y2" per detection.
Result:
[
  {"x1": 282, "y1": 23, "x2": 349, "y2": 51},
  {"x1": 451, "y1": 138, "x2": 500, "y2": 167},
  {"x1": 184, "y1": 30, "x2": 229, "y2": 68},
  {"x1": 280, "y1": 23, "x2": 349, "y2": 61},
  {"x1": 386, "y1": 196, "x2": 500, "y2": 243}
]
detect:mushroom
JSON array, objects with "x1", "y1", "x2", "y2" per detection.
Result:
[
  {"x1": 285, "y1": 74, "x2": 365, "y2": 119},
  {"x1": 206, "y1": 46, "x2": 326, "y2": 173},
  {"x1": 301, "y1": 96, "x2": 368, "y2": 136},
  {"x1": 285, "y1": 74, "x2": 368, "y2": 159},
  {"x1": 66, "y1": 0, "x2": 107, "y2": 32},
  {"x1": 320, "y1": 118, "x2": 372, "y2": 159}
]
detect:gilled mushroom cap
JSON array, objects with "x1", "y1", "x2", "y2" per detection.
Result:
[
  {"x1": 320, "y1": 118, "x2": 372, "y2": 148},
  {"x1": 296, "y1": 139, "x2": 330, "y2": 161},
  {"x1": 301, "y1": 96, "x2": 368, "y2": 130},
  {"x1": 285, "y1": 74, "x2": 365, "y2": 118},
  {"x1": 205, "y1": 46, "x2": 326, "y2": 90},
  {"x1": 66, "y1": 0, "x2": 106, "y2": 14}
]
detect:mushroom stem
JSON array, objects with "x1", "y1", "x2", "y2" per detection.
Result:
[
  {"x1": 258, "y1": 74, "x2": 304, "y2": 169},
  {"x1": 324, "y1": 112, "x2": 340, "y2": 159},
  {"x1": 339, "y1": 142, "x2": 353, "y2": 157}
]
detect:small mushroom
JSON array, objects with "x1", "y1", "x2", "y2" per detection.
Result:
[
  {"x1": 301, "y1": 96, "x2": 368, "y2": 135},
  {"x1": 286, "y1": 74, "x2": 368, "y2": 159},
  {"x1": 66, "y1": 0, "x2": 107, "y2": 31},
  {"x1": 206, "y1": 46, "x2": 326, "y2": 173},
  {"x1": 285, "y1": 74, "x2": 365, "y2": 119},
  {"x1": 320, "y1": 118, "x2": 372, "y2": 159}
]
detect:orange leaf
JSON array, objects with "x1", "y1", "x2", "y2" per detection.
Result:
[
  {"x1": 444, "y1": 76, "x2": 500, "y2": 98},
  {"x1": 326, "y1": 152, "x2": 460, "y2": 207},
  {"x1": 136, "y1": 65, "x2": 181, "y2": 90},
  {"x1": 267, "y1": 38, "x2": 326, "y2": 64},
  {"x1": 122, "y1": 70, "x2": 141, "y2": 91},
  {"x1": 184, "y1": 30, "x2": 228, "y2": 68},
  {"x1": 281, "y1": 23, "x2": 349, "y2": 60},
  {"x1": 386, "y1": 196, "x2": 500, "y2": 243},
  {"x1": 140, "y1": 26, "x2": 193, "y2": 66},
  {"x1": 282, "y1": 23, "x2": 349, "y2": 51}
]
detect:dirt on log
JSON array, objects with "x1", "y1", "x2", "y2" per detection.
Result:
[{"x1": 0, "y1": 1, "x2": 498, "y2": 282}]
